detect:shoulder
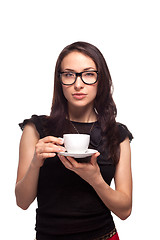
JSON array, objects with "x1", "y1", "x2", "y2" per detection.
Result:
[
  {"x1": 117, "y1": 122, "x2": 133, "y2": 143},
  {"x1": 20, "y1": 123, "x2": 39, "y2": 148},
  {"x1": 19, "y1": 114, "x2": 49, "y2": 138}
]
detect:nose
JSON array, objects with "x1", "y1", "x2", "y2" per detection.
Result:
[{"x1": 74, "y1": 76, "x2": 84, "y2": 90}]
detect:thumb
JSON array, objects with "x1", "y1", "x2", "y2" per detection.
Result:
[{"x1": 90, "y1": 152, "x2": 100, "y2": 165}]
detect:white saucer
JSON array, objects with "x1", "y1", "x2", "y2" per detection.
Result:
[{"x1": 59, "y1": 149, "x2": 98, "y2": 158}]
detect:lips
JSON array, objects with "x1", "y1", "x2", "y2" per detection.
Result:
[{"x1": 72, "y1": 93, "x2": 87, "y2": 100}]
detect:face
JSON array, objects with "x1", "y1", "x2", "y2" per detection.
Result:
[{"x1": 60, "y1": 51, "x2": 98, "y2": 111}]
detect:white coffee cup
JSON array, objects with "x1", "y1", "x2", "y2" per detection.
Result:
[{"x1": 63, "y1": 134, "x2": 90, "y2": 153}]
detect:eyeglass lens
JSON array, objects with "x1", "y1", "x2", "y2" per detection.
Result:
[{"x1": 60, "y1": 71, "x2": 98, "y2": 85}]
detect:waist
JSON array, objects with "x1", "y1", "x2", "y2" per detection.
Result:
[
  {"x1": 36, "y1": 228, "x2": 118, "y2": 240},
  {"x1": 36, "y1": 224, "x2": 116, "y2": 240}
]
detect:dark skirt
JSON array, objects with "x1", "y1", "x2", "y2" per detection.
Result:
[{"x1": 94, "y1": 228, "x2": 119, "y2": 240}]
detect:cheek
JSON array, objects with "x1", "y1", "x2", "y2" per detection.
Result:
[
  {"x1": 89, "y1": 84, "x2": 98, "y2": 99},
  {"x1": 62, "y1": 86, "x2": 71, "y2": 101}
]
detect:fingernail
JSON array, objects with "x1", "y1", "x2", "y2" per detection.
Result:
[
  {"x1": 58, "y1": 137, "x2": 64, "y2": 144},
  {"x1": 58, "y1": 147, "x2": 66, "y2": 152}
]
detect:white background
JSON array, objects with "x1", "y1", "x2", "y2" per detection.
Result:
[{"x1": 0, "y1": 0, "x2": 160, "y2": 239}]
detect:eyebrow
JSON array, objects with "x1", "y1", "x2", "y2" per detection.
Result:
[
  {"x1": 84, "y1": 67, "x2": 96, "y2": 71},
  {"x1": 63, "y1": 67, "x2": 96, "y2": 72}
]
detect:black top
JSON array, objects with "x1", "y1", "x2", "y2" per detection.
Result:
[{"x1": 19, "y1": 115, "x2": 133, "y2": 240}]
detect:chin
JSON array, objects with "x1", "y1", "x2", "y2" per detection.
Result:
[{"x1": 69, "y1": 100, "x2": 94, "y2": 110}]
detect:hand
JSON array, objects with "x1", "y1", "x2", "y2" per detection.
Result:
[
  {"x1": 32, "y1": 136, "x2": 66, "y2": 168},
  {"x1": 58, "y1": 152, "x2": 103, "y2": 186}
]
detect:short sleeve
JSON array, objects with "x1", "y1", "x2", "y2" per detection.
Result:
[
  {"x1": 19, "y1": 114, "x2": 46, "y2": 138},
  {"x1": 118, "y1": 123, "x2": 133, "y2": 143}
]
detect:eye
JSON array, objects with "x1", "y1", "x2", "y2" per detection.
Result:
[
  {"x1": 63, "y1": 72, "x2": 75, "y2": 78},
  {"x1": 84, "y1": 72, "x2": 95, "y2": 77},
  {"x1": 87, "y1": 72, "x2": 94, "y2": 76}
]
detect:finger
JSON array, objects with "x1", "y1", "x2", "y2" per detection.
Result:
[
  {"x1": 90, "y1": 152, "x2": 100, "y2": 165},
  {"x1": 40, "y1": 152, "x2": 56, "y2": 159},
  {"x1": 66, "y1": 156, "x2": 79, "y2": 167},
  {"x1": 66, "y1": 156, "x2": 89, "y2": 169},
  {"x1": 50, "y1": 145, "x2": 66, "y2": 153},
  {"x1": 43, "y1": 146, "x2": 65, "y2": 153},
  {"x1": 39, "y1": 136, "x2": 64, "y2": 145},
  {"x1": 58, "y1": 155, "x2": 73, "y2": 169},
  {"x1": 37, "y1": 143, "x2": 66, "y2": 154}
]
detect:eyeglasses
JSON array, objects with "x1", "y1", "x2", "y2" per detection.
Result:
[{"x1": 59, "y1": 71, "x2": 98, "y2": 85}]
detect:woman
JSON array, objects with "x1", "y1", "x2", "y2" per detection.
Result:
[{"x1": 15, "y1": 41, "x2": 133, "y2": 240}]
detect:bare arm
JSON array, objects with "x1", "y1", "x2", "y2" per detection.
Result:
[
  {"x1": 92, "y1": 138, "x2": 132, "y2": 220},
  {"x1": 58, "y1": 138, "x2": 132, "y2": 220},
  {"x1": 15, "y1": 124, "x2": 65, "y2": 210}
]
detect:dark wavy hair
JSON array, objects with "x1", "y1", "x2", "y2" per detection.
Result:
[{"x1": 50, "y1": 41, "x2": 120, "y2": 164}]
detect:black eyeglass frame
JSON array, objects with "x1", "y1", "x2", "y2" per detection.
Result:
[{"x1": 59, "y1": 70, "x2": 98, "y2": 86}]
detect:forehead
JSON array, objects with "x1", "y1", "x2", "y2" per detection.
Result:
[{"x1": 61, "y1": 51, "x2": 96, "y2": 71}]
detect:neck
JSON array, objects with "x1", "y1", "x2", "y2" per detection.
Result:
[{"x1": 68, "y1": 105, "x2": 97, "y2": 123}]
